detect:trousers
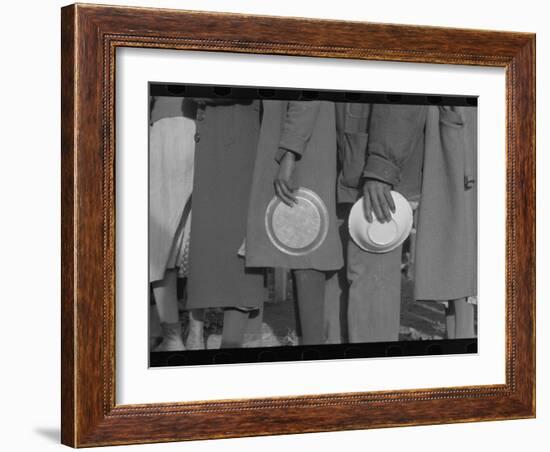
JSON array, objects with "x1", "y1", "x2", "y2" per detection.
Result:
[{"x1": 325, "y1": 209, "x2": 402, "y2": 343}]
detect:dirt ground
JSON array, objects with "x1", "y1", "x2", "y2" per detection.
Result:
[
  {"x1": 150, "y1": 274, "x2": 448, "y2": 349},
  {"x1": 258, "y1": 276, "x2": 446, "y2": 346}
]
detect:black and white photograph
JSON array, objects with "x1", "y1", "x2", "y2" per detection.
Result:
[
  {"x1": 147, "y1": 84, "x2": 478, "y2": 366},
  {"x1": 3, "y1": 0, "x2": 543, "y2": 449}
]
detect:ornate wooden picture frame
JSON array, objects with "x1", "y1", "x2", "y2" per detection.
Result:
[{"x1": 61, "y1": 3, "x2": 535, "y2": 447}]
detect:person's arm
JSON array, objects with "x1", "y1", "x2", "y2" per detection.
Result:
[
  {"x1": 274, "y1": 101, "x2": 321, "y2": 206},
  {"x1": 362, "y1": 104, "x2": 427, "y2": 223}
]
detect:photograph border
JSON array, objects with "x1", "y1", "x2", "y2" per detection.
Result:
[
  {"x1": 61, "y1": 3, "x2": 535, "y2": 447},
  {"x1": 146, "y1": 83, "x2": 479, "y2": 368}
]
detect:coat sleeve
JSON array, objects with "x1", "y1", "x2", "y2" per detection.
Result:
[
  {"x1": 363, "y1": 104, "x2": 428, "y2": 187},
  {"x1": 275, "y1": 101, "x2": 321, "y2": 162}
]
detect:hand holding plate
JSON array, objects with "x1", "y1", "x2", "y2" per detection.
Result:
[
  {"x1": 274, "y1": 151, "x2": 298, "y2": 207},
  {"x1": 362, "y1": 178, "x2": 396, "y2": 223}
]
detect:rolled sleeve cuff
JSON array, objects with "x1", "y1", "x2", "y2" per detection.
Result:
[
  {"x1": 274, "y1": 147, "x2": 286, "y2": 163},
  {"x1": 362, "y1": 153, "x2": 401, "y2": 187},
  {"x1": 275, "y1": 146, "x2": 302, "y2": 163},
  {"x1": 277, "y1": 131, "x2": 308, "y2": 160}
]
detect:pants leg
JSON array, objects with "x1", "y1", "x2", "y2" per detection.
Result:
[
  {"x1": 221, "y1": 308, "x2": 250, "y2": 348},
  {"x1": 244, "y1": 306, "x2": 263, "y2": 336},
  {"x1": 445, "y1": 297, "x2": 475, "y2": 339},
  {"x1": 347, "y1": 238, "x2": 402, "y2": 343},
  {"x1": 325, "y1": 272, "x2": 343, "y2": 344},
  {"x1": 324, "y1": 215, "x2": 349, "y2": 344},
  {"x1": 151, "y1": 269, "x2": 179, "y2": 323},
  {"x1": 293, "y1": 269, "x2": 326, "y2": 346}
]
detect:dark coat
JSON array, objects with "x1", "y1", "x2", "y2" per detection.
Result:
[
  {"x1": 186, "y1": 100, "x2": 266, "y2": 309},
  {"x1": 335, "y1": 103, "x2": 424, "y2": 203},
  {"x1": 245, "y1": 100, "x2": 343, "y2": 271},
  {"x1": 335, "y1": 102, "x2": 370, "y2": 203}
]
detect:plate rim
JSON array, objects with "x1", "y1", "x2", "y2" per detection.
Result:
[
  {"x1": 265, "y1": 187, "x2": 329, "y2": 256},
  {"x1": 348, "y1": 191, "x2": 413, "y2": 253}
]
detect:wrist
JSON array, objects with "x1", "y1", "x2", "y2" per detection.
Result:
[
  {"x1": 283, "y1": 150, "x2": 296, "y2": 161},
  {"x1": 362, "y1": 177, "x2": 393, "y2": 189},
  {"x1": 275, "y1": 147, "x2": 298, "y2": 164}
]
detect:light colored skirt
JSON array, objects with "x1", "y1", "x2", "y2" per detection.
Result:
[{"x1": 149, "y1": 116, "x2": 196, "y2": 282}]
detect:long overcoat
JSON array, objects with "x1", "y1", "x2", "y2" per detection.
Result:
[
  {"x1": 414, "y1": 106, "x2": 477, "y2": 300},
  {"x1": 245, "y1": 100, "x2": 343, "y2": 271},
  {"x1": 186, "y1": 100, "x2": 266, "y2": 309},
  {"x1": 364, "y1": 104, "x2": 477, "y2": 301}
]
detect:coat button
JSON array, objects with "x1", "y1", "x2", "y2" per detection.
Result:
[{"x1": 194, "y1": 132, "x2": 200, "y2": 143}]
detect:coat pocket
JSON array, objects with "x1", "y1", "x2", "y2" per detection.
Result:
[
  {"x1": 439, "y1": 107, "x2": 464, "y2": 128},
  {"x1": 438, "y1": 107, "x2": 472, "y2": 190}
]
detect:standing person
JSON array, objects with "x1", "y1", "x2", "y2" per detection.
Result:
[
  {"x1": 149, "y1": 96, "x2": 196, "y2": 351},
  {"x1": 245, "y1": 100, "x2": 343, "y2": 346},
  {"x1": 360, "y1": 104, "x2": 477, "y2": 339},
  {"x1": 185, "y1": 99, "x2": 267, "y2": 349},
  {"x1": 324, "y1": 102, "x2": 371, "y2": 343},
  {"x1": 329, "y1": 102, "x2": 425, "y2": 343}
]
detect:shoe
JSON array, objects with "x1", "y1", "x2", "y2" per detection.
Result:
[
  {"x1": 185, "y1": 314, "x2": 205, "y2": 350},
  {"x1": 153, "y1": 322, "x2": 185, "y2": 351},
  {"x1": 185, "y1": 328, "x2": 205, "y2": 350}
]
